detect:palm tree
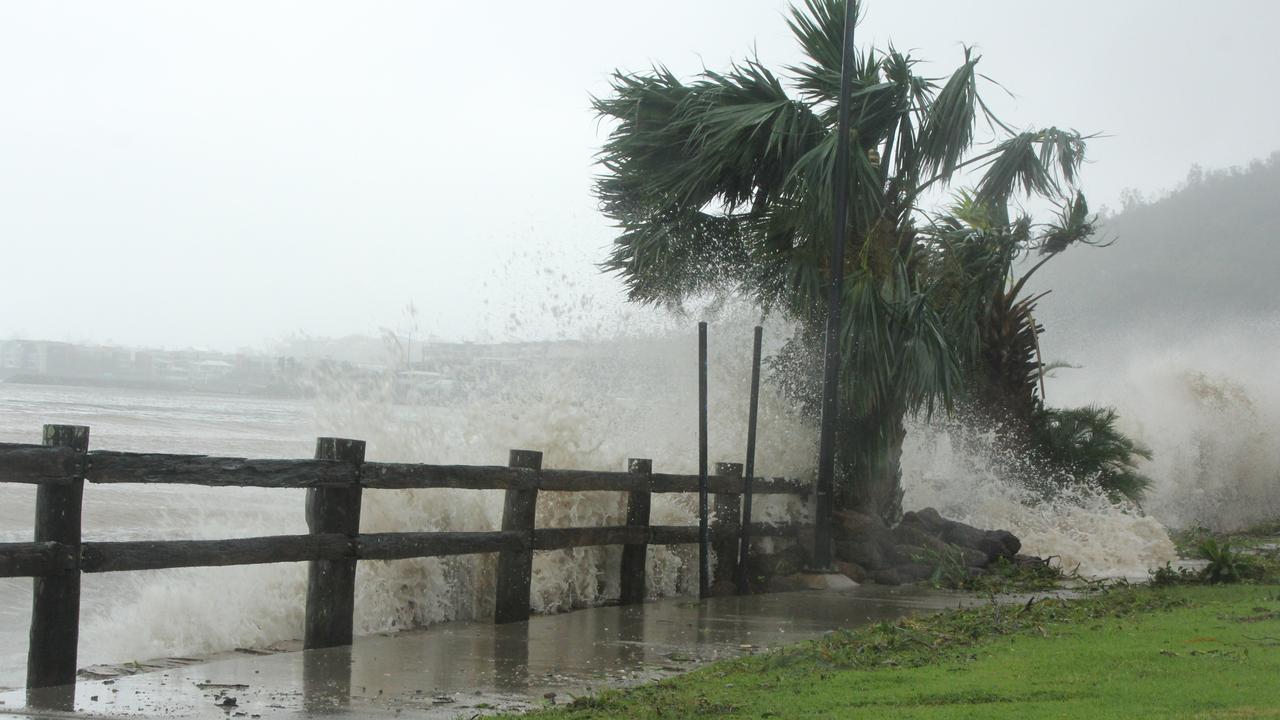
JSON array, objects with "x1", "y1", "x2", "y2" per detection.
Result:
[
  {"x1": 594, "y1": 0, "x2": 1089, "y2": 523},
  {"x1": 923, "y1": 195, "x2": 1152, "y2": 504},
  {"x1": 922, "y1": 192, "x2": 1094, "y2": 448}
]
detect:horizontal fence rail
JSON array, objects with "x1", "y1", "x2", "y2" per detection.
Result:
[
  {"x1": 0, "y1": 443, "x2": 807, "y2": 495},
  {"x1": 0, "y1": 426, "x2": 811, "y2": 704},
  {"x1": 0, "y1": 522, "x2": 808, "y2": 577}
]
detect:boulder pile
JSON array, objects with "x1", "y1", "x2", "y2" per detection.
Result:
[{"x1": 834, "y1": 507, "x2": 1022, "y2": 585}]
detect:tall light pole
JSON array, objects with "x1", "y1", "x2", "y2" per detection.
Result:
[{"x1": 812, "y1": 0, "x2": 857, "y2": 570}]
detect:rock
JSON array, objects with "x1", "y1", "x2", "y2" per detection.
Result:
[
  {"x1": 833, "y1": 506, "x2": 1028, "y2": 586},
  {"x1": 956, "y1": 546, "x2": 990, "y2": 568},
  {"x1": 992, "y1": 530, "x2": 1022, "y2": 557},
  {"x1": 913, "y1": 507, "x2": 947, "y2": 528},
  {"x1": 835, "y1": 539, "x2": 885, "y2": 569},
  {"x1": 937, "y1": 520, "x2": 987, "y2": 550},
  {"x1": 833, "y1": 510, "x2": 894, "y2": 546},
  {"x1": 890, "y1": 525, "x2": 950, "y2": 554},
  {"x1": 835, "y1": 561, "x2": 869, "y2": 583},
  {"x1": 871, "y1": 567, "x2": 905, "y2": 585},
  {"x1": 974, "y1": 530, "x2": 1021, "y2": 563},
  {"x1": 884, "y1": 544, "x2": 926, "y2": 566}
]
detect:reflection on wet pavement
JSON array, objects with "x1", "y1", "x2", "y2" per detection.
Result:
[{"x1": 0, "y1": 584, "x2": 992, "y2": 719}]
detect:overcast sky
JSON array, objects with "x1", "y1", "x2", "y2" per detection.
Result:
[{"x1": 2, "y1": 0, "x2": 1277, "y2": 351}]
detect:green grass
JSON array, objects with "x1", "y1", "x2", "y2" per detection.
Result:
[{"x1": 518, "y1": 584, "x2": 1280, "y2": 719}]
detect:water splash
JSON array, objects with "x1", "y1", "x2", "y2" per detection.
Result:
[
  {"x1": 1045, "y1": 318, "x2": 1280, "y2": 532},
  {"x1": 16, "y1": 310, "x2": 1279, "y2": 684},
  {"x1": 900, "y1": 422, "x2": 1176, "y2": 578},
  {"x1": 64, "y1": 311, "x2": 814, "y2": 675}
]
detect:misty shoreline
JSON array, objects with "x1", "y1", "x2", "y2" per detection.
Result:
[{"x1": 1, "y1": 374, "x2": 309, "y2": 400}]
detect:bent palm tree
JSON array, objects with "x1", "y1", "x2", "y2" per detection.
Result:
[
  {"x1": 595, "y1": 0, "x2": 1089, "y2": 523},
  {"x1": 923, "y1": 192, "x2": 1096, "y2": 444},
  {"x1": 923, "y1": 195, "x2": 1152, "y2": 503}
]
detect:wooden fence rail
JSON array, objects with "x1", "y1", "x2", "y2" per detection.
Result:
[{"x1": 0, "y1": 425, "x2": 810, "y2": 698}]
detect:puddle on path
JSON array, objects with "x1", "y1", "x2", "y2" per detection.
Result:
[{"x1": 0, "y1": 584, "x2": 1022, "y2": 719}]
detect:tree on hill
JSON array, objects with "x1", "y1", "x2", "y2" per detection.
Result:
[
  {"x1": 1033, "y1": 151, "x2": 1280, "y2": 339},
  {"x1": 594, "y1": 0, "x2": 1090, "y2": 523}
]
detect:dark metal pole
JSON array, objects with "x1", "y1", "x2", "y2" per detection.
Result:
[
  {"x1": 697, "y1": 321, "x2": 711, "y2": 599},
  {"x1": 813, "y1": 0, "x2": 857, "y2": 570},
  {"x1": 737, "y1": 325, "x2": 763, "y2": 594}
]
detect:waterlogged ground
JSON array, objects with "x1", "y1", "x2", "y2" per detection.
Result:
[{"x1": 0, "y1": 585, "x2": 996, "y2": 719}]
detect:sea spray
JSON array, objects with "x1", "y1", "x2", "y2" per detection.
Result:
[
  {"x1": 900, "y1": 422, "x2": 1176, "y2": 578},
  {"x1": 1043, "y1": 318, "x2": 1280, "y2": 532},
  {"x1": 58, "y1": 314, "x2": 814, "y2": 679},
  {"x1": 10, "y1": 311, "x2": 1274, "y2": 686}
]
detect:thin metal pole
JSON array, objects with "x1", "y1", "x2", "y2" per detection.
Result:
[
  {"x1": 737, "y1": 325, "x2": 763, "y2": 594},
  {"x1": 697, "y1": 321, "x2": 710, "y2": 599},
  {"x1": 697, "y1": 321, "x2": 711, "y2": 599},
  {"x1": 813, "y1": 0, "x2": 857, "y2": 570}
]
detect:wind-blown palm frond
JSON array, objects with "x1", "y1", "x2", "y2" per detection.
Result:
[
  {"x1": 973, "y1": 128, "x2": 1089, "y2": 214},
  {"x1": 915, "y1": 49, "x2": 982, "y2": 181},
  {"x1": 785, "y1": 0, "x2": 862, "y2": 105}
]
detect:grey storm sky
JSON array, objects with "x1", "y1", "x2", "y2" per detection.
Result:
[{"x1": 2, "y1": 1, "x2": 1277, "y2": 351}]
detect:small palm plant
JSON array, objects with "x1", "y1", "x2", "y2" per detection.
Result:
[
  {"x1": 1198, "y1": 538, "x2": 1262, "y2": 584},
  {"x1": 1030, "y1": 405, "x2": 1152, "y2": 503}
]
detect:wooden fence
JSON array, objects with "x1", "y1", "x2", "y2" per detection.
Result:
[{"x1": 0, "y1": 424, "x2": 809, "y2": 695}]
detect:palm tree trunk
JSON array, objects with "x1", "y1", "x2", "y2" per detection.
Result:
[{"x1": 837, "y1": 406, "x2": 906, "y2": 526}]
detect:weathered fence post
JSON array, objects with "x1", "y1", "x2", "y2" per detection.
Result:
[
  {"x1": 304, "y1": 437, "x2": 364, "y2": 650},
  {"x1": 495, "y1": 449, "x2": 541, "y2": 624},
  {"x1": 619, "y1": 458, "x2": 653, "y2": 604},
  {"x1": 26, "y1": 424, "x2": 89, "y2": 695},
  {"x1": 712, "y1": 462, "x2": 743, "y2": 593}
]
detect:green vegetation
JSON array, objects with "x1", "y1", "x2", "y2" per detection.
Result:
[
  {"x1": 1028, "y1": 405, "x2": 1153, "y2": 502},
  {"x1": 920, "y1": 548, "x2": 1068, "y2": 594},
  {"x1": 1157, "y1": 525, "x2": 1280, "y2": 586},
  {"x1": 593, "y1": 0, "x2": 1096, "y2": 522},
  {"x1": 518, "y1": 584, "x2": 1280, "y2": 719},
  {"x1": 593, "y1": 0, "x2": 1150, "y2": 518},
  {"x1": 922, "y1": 200, "x2": 1151, "y2": 504},
  {"x1": 1172, "y1": 522, "x2": 1280, "y2": 556}
]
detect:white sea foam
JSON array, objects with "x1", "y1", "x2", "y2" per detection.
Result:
[{"x1": 901, "y1": 424, "x2": 1176, "y2": 578}]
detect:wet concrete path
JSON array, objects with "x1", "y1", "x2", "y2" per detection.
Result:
[{"x1": 0, "y1": 584, "x2": 990, "y2": 719}]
